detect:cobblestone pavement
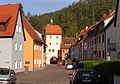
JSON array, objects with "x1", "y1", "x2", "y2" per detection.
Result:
[{"x1": 16, "y1": 65, "x2": 73, "y2": 84}]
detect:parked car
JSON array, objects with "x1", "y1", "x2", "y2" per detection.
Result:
[
  {"x1": 0, "y1": 68, "x2": 17, "y2": 84},
  {"x1": 50, "y1": 57, "x2": 58, "y2": 64},
  {"x1": 57, "y1": 61, "x2": 64, "y2": 66},
  {"x1": 66, "y1": 63, "x2": 74, "y2": 70},
  {"x1": 67, "y1": 69, "x2": 100, "y2": 84}
]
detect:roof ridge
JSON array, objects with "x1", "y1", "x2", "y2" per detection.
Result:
[{"x1": 0, "y1": 3, "x2": 20, "y2": 6}]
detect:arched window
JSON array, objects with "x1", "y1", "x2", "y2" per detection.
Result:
[
  {"x1": 15, "y1": 61, "x2": 18, "y2": 70},
  {"x1": 16, "y1": 24, "x2": 19, "y2": 33},
  {"x1": 20, "y1": 60, "x2": 22, "y2": 69},
  {"x1": 20, "y1": 43, "x2": 22, "y2": 52},
  {"x1": 15, "y1": 42, "x2": 17, "y2": 51}
]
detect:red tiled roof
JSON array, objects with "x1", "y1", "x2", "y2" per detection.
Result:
[
  {"x1": 86, "y1": 10, "x2": 115, "y2": 33},
  {"x1": 62, "y1": 37, "x2": 75, "y2": 49},
  {"x1": 62, "y1": 37, "x2": 75, "y2": 43},
  {"x1": 45, "y1": 24, "x2": 62, "y2": 35},
  {"x1": 22, "y1": 14, "x2": 42, "y2": 42},
  {"x1": 0, "y1": 4, "x2": 20, "y2": 37},
  {"x1": 0, "y1": 15, "x2": 11, "y2": 23}
]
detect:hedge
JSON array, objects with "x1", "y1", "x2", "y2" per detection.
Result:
[{"x1": 78, "y1": 60, "x2": 120, "y2": 84}]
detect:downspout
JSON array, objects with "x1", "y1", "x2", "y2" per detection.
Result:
[
  {"x1": 41, "y1": 43, "x2": 44, "y2": 68},
  {"x1": 33, "y1": 40, "x2": 34, "y2": 71},
  {"x1": 82, "y1": 42, "x2": 84, "y2": 60},
  {"x1": 104, "y1": 31, "x2": 106, "y2": 60}
]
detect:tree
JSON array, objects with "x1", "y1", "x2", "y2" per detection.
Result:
[{"x1": 26, "y1": 0, "x2": 117, "y2": 37}]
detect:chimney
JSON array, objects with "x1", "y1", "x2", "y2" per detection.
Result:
[
  {"x1": 86, "y1": 26, "x2": 88, "y2": 30},
  {"x1": 109, "y1": 8, "x2": 112, "y2": 14}
]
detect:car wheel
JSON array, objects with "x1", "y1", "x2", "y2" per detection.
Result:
[
  {"x1": 70, "y1": 81, "x2": 72, "y2": 84},
  {"x1": 11, "y1": 82, "x2": 15, "y2": 84}
]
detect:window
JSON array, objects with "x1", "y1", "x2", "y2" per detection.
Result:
[
  {"x1": 37, "y1": 45, "x2": 39, "y2": 50},
  {"x1": 64, "y1": 49, "x2": 68, "y2": 53},
  {"x1": 92, "y1": 40, "x2": 94, "y2": 45},
  {"x1": 95, "y1": 39, "x2": 96, "y2": 44},
  {"x1": 107, "y1": 38, "x2": 110, "y2": 44},
  {"x1": 90, "y1": 40, "x2": 92, "y2": 46},
  {"x1": 20, "y1": 43, "x2": 22, "y2": 52},
  {"x1": 16, "y1": 24, "x2": 19, "y2": 32},
  {"x1": 99, "y1": 51, "x2": 101, "y2": 58},
  {"x1": 102, "y1": 34, "x2": 104, "y2": 43},
  {"x1": 20, "y1": 60, "x2": 22, "y2": 69},
  {"x1": 66, "y1": 50, "x2": 68, "y2": 53},
  {"x1": 99, "y1": 36, "x2": 101, "y2": 43},
  {"x1": 50, "y1": 36, "x2": 52, "y2": 39},
  {"x1": 56, "y1": 36, "x2": 58, "y2": 39},
  {"x1": 15, "y1": 42, "x2": 17, "y2": 51},
  {"x1": 25, "y1": 61, "x2": 30, "y2": 64},
  {"x1": 49, "y1": 43, "x2": 51, "y2": 45},
  {"x1": 49, "y1": 49, "x2": 51, "y2": 52},
  {"x1": 19, "y1": 25, "x2": 22, "y2": 33},
  {"x1": 87, "y1": 42, "x2": 89, "y2": 47},
  {"x1": 52, "y1": 49, "x2": 54, "y2": 52},
  {"x1": 34, "y1": 58, "x2": 36, "y2": 65},
  {"x1": 15, "y1": 61, "x2": 17, "y2": 70},
  {"x1": 40, "y1": 46, "x2": 41, "y2": 51},
  {"x1": 34, "y1": 44, "x2": 37, "y2": 50},
  {"x1": 37, "y1": 59, "x2": 39, "y2": 64},
  {"x1": 102, "y1": 50, "x2": 105, "y2": 59}
]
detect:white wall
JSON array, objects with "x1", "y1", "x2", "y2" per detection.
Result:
[
  {"x1": 0, "y1": 38, "x2": 12, "y2": 68},
  {"x1": 12, "y1": 11, "x2": 24, "y2": 73},
  {"x1": 46, "y1": 35, "x2": 62, "y2": 64},
  {"x1": 106, "y1": 21, "x2": 117, "y2": 60}
]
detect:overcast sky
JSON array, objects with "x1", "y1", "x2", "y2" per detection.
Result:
[{"x1": 0, "y1": 0, "x2": 79, "y2": 15}]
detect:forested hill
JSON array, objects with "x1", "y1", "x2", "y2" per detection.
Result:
[{"x1": 26, "y1": 0, "x2": 116, "y2": 37}]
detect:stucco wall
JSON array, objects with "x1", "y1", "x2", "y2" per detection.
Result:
[
  {"x1": 0, "y1": 38, "x2": 12, "y2": 68},
  {"x1": 116, "y1": 0, "x2": 120, "y2": 52},
  {"x1": 46, "y1": 35, "x2": 62, "y2": 64},
  {"x1": 106, "y1": 21, "x2": 117, "y2": 60},
  {"x1": 12, "y1": 11, "x2": 24, "y2": 73},
  {"x1": 24, "y1": 28, "x2": 34, "y2": 71}
]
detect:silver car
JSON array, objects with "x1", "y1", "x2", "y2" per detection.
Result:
[{"x1": 0, "y1": 68, "x2": 17, "y2": 84}]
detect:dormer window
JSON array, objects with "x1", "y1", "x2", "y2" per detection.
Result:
[{"x1": 0, "y1": 15, "x2": 11, "y2": 32}]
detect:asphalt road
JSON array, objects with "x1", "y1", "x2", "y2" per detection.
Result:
[{"x1": 16, "y1": 65, "x2": 72, "y2": 84}]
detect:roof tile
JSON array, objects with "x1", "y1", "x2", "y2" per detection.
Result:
[
  {"x1": 0, "y1": 4, "x2": 20, "y2": 37},
  {"x1": 45, "y1": 24, "x2": 62, "y2": 35},
  {"x1": 22, "y1": 14, "x2": 42, "y2": 42}
]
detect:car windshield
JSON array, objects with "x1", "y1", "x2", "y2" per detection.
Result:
[{"x1": 0, "y1": 69, "x2": 9, "y2": 75}]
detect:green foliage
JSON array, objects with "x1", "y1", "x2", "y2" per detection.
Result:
[
  {"x1": 78, "y1": 60, "x2": 120, "y2": 84},
  {"x1": 79, "y1": 60, "x2": 105, "y2": 69},
  {"x1": 94, "y1": 61, "x2": 120, "y2": 84},
  {"x1": 26, "y1": 0, "x2": 116, "y2": 36}
]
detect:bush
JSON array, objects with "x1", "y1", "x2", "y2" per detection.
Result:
[
  {"x1": 78, "y1": 60, "x2": 120, "y2": 84},
  {"x1": 79, "y1": 60, "x2": 104, "y2": 69}
]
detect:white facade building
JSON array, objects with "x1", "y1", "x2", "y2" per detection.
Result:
[
  {"x1": 0, "y1": 4, "x2": 25, "y2": 73},
  {"x1": 45, "y1": 24, "x2": 62, "y2": 64}
]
